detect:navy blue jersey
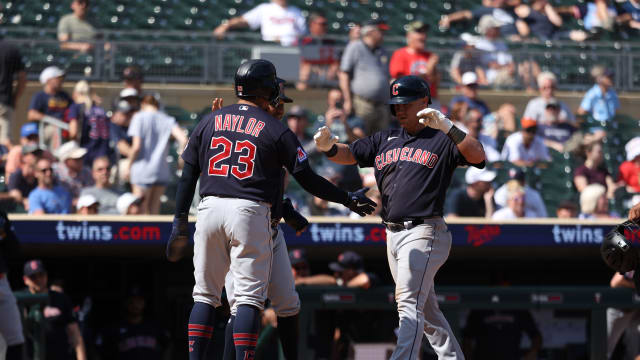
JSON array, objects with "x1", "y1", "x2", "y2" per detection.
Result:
[
  {"x1": 182, "y1": 104, "x2": 309, "y2": 206},
  {"x1": 350, "y1": 127, "x2": 483, "y2": 222}
]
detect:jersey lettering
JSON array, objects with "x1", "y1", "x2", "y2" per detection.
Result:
[
  {"x1": 207, "y1": 136, "x2": 257, "y2": 179},
  {"x1": 223, "y1": 114, "x2": 232, "y2": 131},
  {"x1": 232, "y1": 115, "x2": 244, "y2": 131},
  {"x1": 251, "y1": 121, "x2": 265, "y2": 137},
  {"x1": 244, "y1": 118, "x2": 256, "y2": 134},
  {"x1": 375, "y1": 146, "x2": 440, "y2": 170},
  {"x1": 212, "y1": 114, "x2": 265, "y2": 138}
]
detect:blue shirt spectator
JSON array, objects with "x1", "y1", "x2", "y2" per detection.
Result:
[
  {"x1": 579, "y1": 83, "x2": 619, "y2": 123},
  {"x1": 449, "y1": 72, "x2": 490, "y2": 117},
  {"x1": 28, "y1": 67, "x2": 73, "y2": 122},
  {"x1": 28, "y1": 158, "x2": 72, "y2": 214}
]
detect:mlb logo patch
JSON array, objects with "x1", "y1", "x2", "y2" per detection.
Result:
[
  {"x1": 296, "y1": 147, "x2": 307, "y2": 162},
  {"x1": 239, "y1": 105, "x2": 249, "y2": 111}
]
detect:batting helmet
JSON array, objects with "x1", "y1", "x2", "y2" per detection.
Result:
[
  {"x1": 388, "y1": 75, "x2": 431, "y2": 116},
  {"x1": 234, "y1": 59, "x2": 279, "y2": 103},
  {"x1": 601, "y1": 220, "x2": 640, "y2": 273}
]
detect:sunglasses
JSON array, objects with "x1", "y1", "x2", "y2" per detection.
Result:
[{"x1": 38, "y1": 167, "x2": 53, "y2": 173}]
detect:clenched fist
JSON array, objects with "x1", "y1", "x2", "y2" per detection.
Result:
[
  {"x1": 313, "y1": 126, "x2": 339, "y2": 152},
  {"x1": 417, "y1": 108, "x2": 453, "y2": 133}
]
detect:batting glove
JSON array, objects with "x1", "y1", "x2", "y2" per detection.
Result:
[
  {"x1": 313, "y1": 126, "x2": 339, "y2": 152},
  {"x1": 282, "y1": 198, "x2": 309, "y2": 235},
  {"x1": 344, "y1": 187, "x2": 377, "y2": 217},
  {"x1": 417, "y1": 108, "x2": 453, "y2": 133},
  {"x1": 166, "y1": 214, "x2": 189, "y2": 262}
]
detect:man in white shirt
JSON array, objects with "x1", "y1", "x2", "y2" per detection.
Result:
[
  {"x1": 492, "y1": 184, "x2": 537, "y2": 219},
  {"x1": 501, "y1": 117, "x2": 550, "y2": 166},
  {"x1": 213, "y1": 0, "x2": 306, "y2": 46},
  {"x1": 522, "y1": 71, "x2": 576, "y2": 125}
]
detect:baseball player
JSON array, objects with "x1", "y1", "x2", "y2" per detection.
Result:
[
  {"x1": 0, "y1": 211, "x2": 24, "y2": 360},
  {"x1": 165, "y1": 59, "x2": 376, "y2": 360},
  {"x1": 314, "y1": 75, "x2": 486, "y2": 360}
]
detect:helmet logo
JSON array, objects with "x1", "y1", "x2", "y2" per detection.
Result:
[{"x1": 392, "y1": 83, "x2": 400, "y2": 96}]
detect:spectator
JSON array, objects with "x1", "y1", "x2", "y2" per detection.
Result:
[
  {"x1": 461, "y1": 109, "x2": 501, "y2": 162},
  {"x1": 57, "y1": 0, "x2": 96, "y2": 53},
  {"x1": 536, "y1": 100, "x2": 578, "y2": 153},
  {"x1": 0, "y1": 39, "x2": 26, "y2": 145},
  {"x1": 449, "y1": 72, "x2": 490, "y2": 117},
  {"x1": 619, "y1": 137, "x2": 640, "y2": 194},
  {"x1": 439, "y1": 0, "x2": 528, "y2": 39},
  {"x1": 617, "y1": 0, "x2": 640, "y2": 36},
  {"x1": 79, "y1": 156, "x2": 120, "y2": 214},
  {"x1": 68, "y1": 81, "x2": 111, "y2": 166},
  {"x1": 446, "y1": 167, "x2": 496, "y2": 218},
  {"x1": 28, "y1": 158, "x2": 72, "y2": 214},
  {"x1": 348, "y1": 23, "x2": 361, "y2": 42},
  {"x1": 492, "y1": 183, "x2": 537, "y2": 219},
  {"x1": 289, "y1": 249, "x2": 310, "y2": 283},
  {"x1": 501, "y1": 117, "x2": 550, "y2": 166},
  {"x1": 97, "y1": 286, "x2": 171, "y2": 359},
  {"x1": 109, "y1": 100, "x2": 134, "y2": 184},
  {"x1": 513, "y1": 0, "x2": 588, "y2": 41},
  {"x1": 122, "y1": 65, "x2": 143, "y2": 93},
  {"x1": 22, "y1": 260, "x2": 87, "y2": 360},
  {"x1": 119, "y1": 88, "x2": 140, "y2": 113},
  {"x1": 494, "y1": 168, "x2": 548, "y2": 217},
  {"x1": 212, "y1": 0, "x2": 305, "y2": 46},
  {"x1": 558, "y1": 0, "x2": 617, "y2": 36},
  {"x1": 127, "y1": 95, "x2": 188, "y2": 214},
  {"x1": 450, "y1": 35, "x2": 489, "y2": 87},
  {"x1": 54, "y1": 141, "x2": 94, "y2": 200},
  {"x1": 574, "y1": 142, "x2": 617, "y2": 198},
  {"x1": 523, "y1": 72, "x2": 576, "y2": 125},
  {"x1": 475, "y1": 16, "x2": 516, "y2": 88},
  {"x1": 320, "y1": 89, "x2": 365, "y2": 144},
  {"x1": 389, "y1": 21, "x2": 440, "y2": 108},
  {"x1": 28, "y1": 66, "x2": 73, "y2": 148},
  {"x1": 116, "y1": 192, "x2": 142, "y2": 215},
  {"x1": 480, "y1": 102, "x2": 517, "y2": 141},
  {"x1": 5, "y1": 122, "x2": 55, "y2": 180},
  {"x1": 7, "y1": 147, "x2": 39, "y2": 211},
  {"x1": 285, "y1": 106, "x2": 318, "y2": 160},
  {"x1": 295, "y1": 251, "x2": 377, "y2": 288},
  {"x1": 0, "y1": 210, "x2": 23, "y2": 360},
  {"x1": 556, "y1": 200, "x2": 578, "y2": 218},
  {"x1": 578, "y1": 66, "x2": 619, "y2": 126},
  {"x1": 76, "y1": 194, "x2": 98, "y2": 215},
  {"x1": 607, "y1": 271, "x2": 640, "y2": 359},
  {"x1": 579, "y1": 183, "x2": 618, "y2": 219},
  {"x1": 339, "y1": 19, "x2": 391, "y2": 134},
  {"x1": 297, "y1": 13, "x2": 339, "y2": 90}
]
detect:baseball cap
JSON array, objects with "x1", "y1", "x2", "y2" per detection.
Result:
[
  {"x1": 23, "y1": 259, "x2": 46, "y2": 277},
  {"x1": 461, "y1": 72, "x2": 478, "y2": 86},
  {"x1": 119, "y1": 87, "x2": 139, "y2": 99},
  {"x1": 76, "y1": 194, "x2": 99, "y2": 210},
  {"x1": 626, "y1": 137, "x2": 640, "y2": 161},
  {"x1": 122, "y1": 65, "x2": 143, "y2": 81},
  {"x1": 39, "y1": 66, "x2": 65, "y2": 85},
  {"x1": 465, "y1": 167, "x2": 496, "y2": 184},
  {"x1": 286, "y1": 105, "x2": 307, "y2": 119},
  {"x1": 478, "y1": 15, "x2": 502, "y2": 35},
  {"x1": 521, "y1": 117, "x2": 538, "y2": 129},
  {"x1": 20, "y1": 122, "x2": 39, "y2": 138},
  {"x1": 117, "y1": 192, "x2": 142, "y2": 215},
  {"x1": 329, "y1": 251, "x2": 363, "y2": 272},
  {"x1": 406, "y1": 21, "x2": 429, "y2": 33},
  {"x1": 115, "y1": 99, "x2": 132, "y2": 113},
  {"x1": 288, "y1": 249, "x2": 308, "y2": 266},
  {"x1": 508, "y1": 168, "x2": 526, "y2": 182},
  {"x1": 56, "y1": 141, "x2": 87, "y2": 161},
  {"x1": 362, "y1": 19, "x2": 389, "y2": 34}
]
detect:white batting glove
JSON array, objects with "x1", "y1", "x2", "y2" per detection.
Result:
[
  {"x1": 417, "y1": 108, "x2": 453, "y2": 133},
  {"x1": 313, "y1": 126, "x2": 339, "y2": 152}
]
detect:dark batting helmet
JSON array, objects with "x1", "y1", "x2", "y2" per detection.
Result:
[
  {"x1": 388, "y1": 75, "x2": 431, "y2": 116},
  {"x1": 601, "y1": 220, "x2": 640, "y2": 273},
  {"x1": 234, "y1": 59, "x2": 279, "y2": 103}
]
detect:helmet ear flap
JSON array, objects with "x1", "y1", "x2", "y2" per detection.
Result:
[{"x1": 602, "y1": 223, "x2": 638, "y2": 273}]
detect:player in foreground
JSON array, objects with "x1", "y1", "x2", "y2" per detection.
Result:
[
  {"x1": 315, "y1": 75, "x2": 486, "y2": 359},
  {"x1": 166, "y1": 59, "x2": 376, "y2": 360}
]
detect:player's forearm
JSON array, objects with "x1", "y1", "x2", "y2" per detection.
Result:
[
  {"x1": 174, "y1": 161, "x2": 200, "y2": 217},
  {"x1": 456, "y1": 135, "x2": 486, "y2": 164},
  {"x1": 291, "y1": 167, "x2": 349, "y2": 205},
  {"x1": 325, "y1": 143, "x2": 357, "y2": 165}
]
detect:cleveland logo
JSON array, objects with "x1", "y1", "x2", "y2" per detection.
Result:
[
  {"x1": 297, "y1": 147, "x2": 308, "y2": 162},
  {"x1": 375, "y1": 147, "x2": 439, "y2": 170}
]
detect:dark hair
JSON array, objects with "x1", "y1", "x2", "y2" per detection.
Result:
[
  {"x1": 308, "y1": 12, "x2": 326, "y2": 23},
  {"x1": 140, "y1": 94, "x2": 159, "y2": 108}
]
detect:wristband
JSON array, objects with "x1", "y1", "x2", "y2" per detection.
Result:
[
  {"x1": 447, "y1": 125, "x2": 466, "y2": 145},
  {"x1": 323, "y1": 144, "x2": 338, "y2": 157}
]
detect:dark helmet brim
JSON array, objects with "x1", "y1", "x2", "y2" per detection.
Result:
[{"x1": 388, "y1": 95, "x2": 424, "y2": 105}]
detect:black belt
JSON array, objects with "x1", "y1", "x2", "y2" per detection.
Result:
[{"x1": 383, "y1": 218, "x2": 439, "y2": 232}]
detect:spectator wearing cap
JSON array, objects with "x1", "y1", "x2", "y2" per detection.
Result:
[
  {"x1": 5, "y1": 122, "x2": 56, "y2": 180},
  {"x1": 474, "y1": 15, "x2": 517, "y2": 88},
  {"x1": 54, "y1": 141, "x2": 94, "y2": 201},
  {"x1": 450, "y1": 35, "x2": 489, "y2": 87},
  {"x1": 445, "y1": 167, "x2": 496, "y2": 218},
  {"x1": 68, "y1": 80, "x2": 111, "y2": 166},
  {"x1": 119, "y1": 88, "x2": 140, "y2": 113},
  {"x1": 0, "y1": 39, "x2": 26, "y2": 146},
  {"x1": 449, "y1": 72, "x2": 490, "y2": 117},
  {"x1": 7, "y1": 149, "x2": 39, "y2": 211},
  {"x1": 574, "y1": 141, "x2": 617, "y2": 198},
  {"x1": 556, "y1": 200, "x2": 578, "y2": 218},
  {"x1": 339, "y1": 19, "x2": 391, "y2": 135},
  {"x1": 295, "y1": 251, "x2": 377, "y2": 289},
  {"x1": 22, "y1": 259, "x2": 87, "y2": 360},
  {"x1": 501, "y1": 117, "x2": 550, "y2": 166},
  {"x1": 579, "y1": 183, "x2": 619, "y2": 219},
  {"x1": 619, "y1": 137, "x2": 640, "y2": 194},
  {"x1": 117, "y1": 192, "x2": 142, "y2": 215},
  {"x1": 213, "y1": 0, "x2": 306, "y2": 46},
  {"x1": 578, "y1": 66, "x2": 619, "y2": 125},
  {"x1": 439, "y1": 0, "x2": 528, "y2": 39},
  {"x1": 389, "y1": 21, "x2": 441, "y2": 109},
  {"x1": 27, "y1": 67, "x2": 73, "y2": 148},
  {"x1": 536, "y1": 98, "x2": 578, "y2": 153},
  {"x1": 492, "y1": 183, "x2": 536, "y2": 219},
  {"x1": 109, "y1": 100, "x2": 134, "y2": 184},
  {"x1": 494, "y1": 168, "x2": 547, "y2": 217},
  {"x1": 297, "y1": 12, "x2": 339, "y2": 90},
  {"x1": 76, "y1": 194, "x2": 99, "y2": 215},
  {"x1": 79, "y1": 156, "x2": 120, "y2": 214},
  {"x1": 460, "y1": 109, "x2": 501, "y2": 162},
  {"x1": 122, "y1": 65, "x2": 143, "y2": 93},
  {"x1": 523, "y1": 72, "x2": 576, "y2": 126},
  {"x1": 289, "y1": 249, "x2": 310, "y2": 282},
  {"x1": 128, "y1": 95, "x2": 188, "y2": 214},
  {"x1": 28, "y1": 158, "x2": 72, "y2": 214},
  {"x1": 58, "y1": 0, "x2": 96, "y2": 53}
]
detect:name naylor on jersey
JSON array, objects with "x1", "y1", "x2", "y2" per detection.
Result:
[
  {"x1": 375, "y1": 147, "x2": 439, "y2": 170},
  {"x1": 214, "y1": 114, "x2": 265, "y2": 138}
]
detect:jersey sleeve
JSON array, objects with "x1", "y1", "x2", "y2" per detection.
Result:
[
  {"x1": 339, "y1": 42, "x2": 357, "y2": 73},
  {"x1": 242, "y1": 4, "x2": 265, "y2": 30},
  {"x1": 349, "y1": 133, "x2": 380, "y2": 168},
  {"x1": 450, "y1": 137, "x2": 484, "y2": 169},
  {"x1": 276, "y1": 130, "x2": 310, "y2": 175}
]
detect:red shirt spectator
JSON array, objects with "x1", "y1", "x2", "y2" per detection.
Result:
[{"x1": 619, "y1": 137, "x2": 640, "y2": 193}]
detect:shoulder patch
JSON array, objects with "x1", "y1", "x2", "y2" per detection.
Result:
[{"x1": 296, "y1": 147, "x2": 308, "y2": 162}]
